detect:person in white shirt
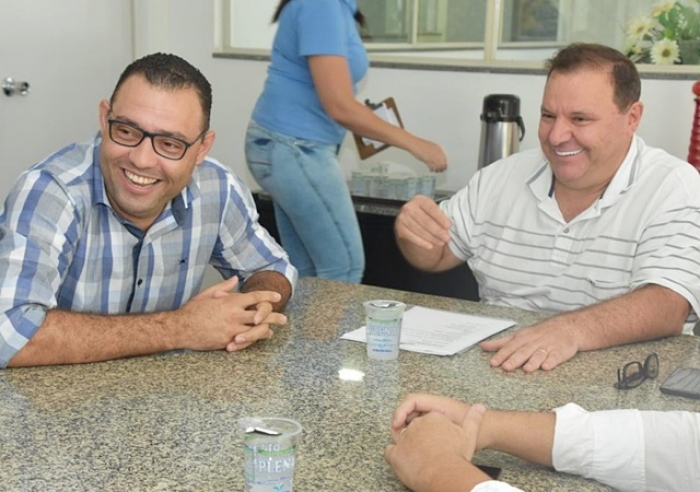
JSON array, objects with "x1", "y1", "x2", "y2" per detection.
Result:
[
  {"x1": 385, "y1": 393, "x2": 700, "y2": 492},
  {"x1": 395, "y1": 43, "x2": 700, "y2": 373}
]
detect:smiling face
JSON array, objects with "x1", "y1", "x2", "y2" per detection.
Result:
[
  {"x1": 538, "y1": 69, "x2": 643, "y2": 194},
  {"x1": 98, "y1": 74, "x2": 215, "y2": 230}
]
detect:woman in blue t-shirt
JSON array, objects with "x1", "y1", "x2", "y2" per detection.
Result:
[{"x1": 245, "y1": 0, "x2": 448, "y2": 283}]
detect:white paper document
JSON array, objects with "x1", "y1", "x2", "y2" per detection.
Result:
[
  {"x1": 341, "y1": 306, "x2": 516, "y2": 356},
  {"x1": 361, "y1": 103, "x2": 400, "y2": 148}
]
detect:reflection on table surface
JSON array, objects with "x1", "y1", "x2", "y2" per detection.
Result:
[{"x1": 2, "y1": 278, "x2": 700, "y2": 491}]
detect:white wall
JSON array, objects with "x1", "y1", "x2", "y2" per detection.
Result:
[
  {"x1": 230, "y1": 0, "x2": 278, "y2": 49},
  {"x1": 149, "y1": 1, "x2": 697, "y2": 193},
  {"x1": 0, "y1": 1, "x2": 133, "y2": 199}
]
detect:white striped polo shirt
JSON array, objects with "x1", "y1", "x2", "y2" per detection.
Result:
[{"x1": 442, "y1": 135, "x2": 700, "y2": 333}]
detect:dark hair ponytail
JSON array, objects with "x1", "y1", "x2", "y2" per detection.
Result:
[
  {"x1": 272, "y1": 0, "x2": 291, "y2": 22},
  {"x1": 273, "y1": 0, "x2": 365, "y2": 27},
  {"x1": 354, "y1": 9, "x2": 365, "y2": 27}
]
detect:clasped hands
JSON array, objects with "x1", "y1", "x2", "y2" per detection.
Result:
[
  {"x1": 385, "y1": 394, "x2": 491, "y2": 492},
  {"x1": 180, "y1": 276, "x2": 287, "y2": 353}
]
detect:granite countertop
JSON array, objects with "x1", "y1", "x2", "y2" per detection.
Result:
[
  {"x1": 2, "y1": 278, "x2": 700, "y2": 491},
  {"x1": 351, "y1": 190, "x2": 454, "y2": 216}
]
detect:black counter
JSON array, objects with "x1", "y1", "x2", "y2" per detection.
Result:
[{"x1": 253, "y1": 191, "x2": 479, "y2": 301}]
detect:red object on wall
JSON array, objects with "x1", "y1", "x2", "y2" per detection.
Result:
[{"x1": 688, "y1": 81, "x2": 700, "y2": 171}]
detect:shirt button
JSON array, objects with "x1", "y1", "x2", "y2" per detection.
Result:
[{"x1": 563, "y1": 227, "x2": 570, "y2": 234}]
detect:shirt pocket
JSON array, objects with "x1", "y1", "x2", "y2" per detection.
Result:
[
  {"x1": 245, "y1": 130, "x2": 274, "y2": 180},
  {"x1": 586, "y1": 273, "x2": 631, "y2": 292}
]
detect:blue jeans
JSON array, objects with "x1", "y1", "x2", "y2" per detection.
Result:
[{"x1": 245, "y1": 121, "x2": 365, "y2": 283}]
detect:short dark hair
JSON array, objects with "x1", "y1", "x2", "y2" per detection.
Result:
[
  {"x1": 545, "y1": 43, "x2": 641, "y2": 112},
  {"x1": 109, "y1": 53, "x2": 212, "y2": 131}
]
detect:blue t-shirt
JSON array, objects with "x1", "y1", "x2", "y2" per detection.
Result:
[{"x1": 251, "y1": 0, "x2": 369, "y2": 145}]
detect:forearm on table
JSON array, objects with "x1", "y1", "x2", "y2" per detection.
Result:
[
  {"x1": 240, "y1": 271, "x2": 292, "y2": 311},
  {"x1": 552, "y1": 405, "x2": 700, "y2": 491},
  {"x1": 639, "y1": 410, "x2": 700, "y2": 490},
  {"x1": 552, "y1": 404, "x2": 647, "y2": 491},
  {"x1": 479, "y1": 410, "x2": 555, "y2": 468},
  {"x1": 8, "y1": 308, "x2": 182, "y2": 367},
  {"x1": 548, "y1": 284, "x2": 688, "y2": 352}
]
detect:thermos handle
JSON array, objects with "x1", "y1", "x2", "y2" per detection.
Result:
[{"x1": 516, "y1": 116, "x2": 525, "y2": 142}]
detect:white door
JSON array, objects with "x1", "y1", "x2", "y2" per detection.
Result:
[{"x1": 0, "y1": 0, "x2": 133, "y2": 200}]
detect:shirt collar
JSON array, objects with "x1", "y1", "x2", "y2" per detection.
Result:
[
  {"x1": 526, "y1": 150, "x2": 554, "y2": 201},
  {"x1": 597, "y1": 135, "x2": 640, "y2": 208}
]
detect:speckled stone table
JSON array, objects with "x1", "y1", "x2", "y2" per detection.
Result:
[{"x1": 2, "y1": 278, "x2": 699, "y2": 491}]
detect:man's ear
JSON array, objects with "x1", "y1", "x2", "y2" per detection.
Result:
[
  {"x1": 194, "y1": 130, "x2": 216, "y2": 165},
  {"x1": 627, "y1": 101, "x2": 644, "y2": 133},
  {"x1": 98, "y1": 99, "x2": 111, "y2": 129}
]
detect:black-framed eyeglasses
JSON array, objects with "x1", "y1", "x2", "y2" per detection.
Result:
[
  {"x1": 107, "y1": 119, "x2": 206, "y2": 161},
  {"x1": 615, "y1": 353, "x2": 659, "y2": 390}
]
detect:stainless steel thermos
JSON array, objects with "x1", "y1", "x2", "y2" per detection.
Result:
[{"x1": 477, "y1": 94, "x2": 525, "y2": 169}]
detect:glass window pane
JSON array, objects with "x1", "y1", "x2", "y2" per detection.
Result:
[
  {"x1": 359, "y1": 0, "x2": 486, "y2": 45},
  {"x1": 417, "y1": 0, "x2": 486, "y2": 43},
  {"x1": 229, "y1": 0, "x2": 277, "y2": 49},
  {"x1": 552, "y1": 0, "x2": 657, "y2": 47},
  {"x1": 496, "y1": 0, "x2": 669, "y2": 63},
  {"x1": 359, "y1": 0, "x2": 413, "y2": 44},
  {"x1": 501, "y1": 0, "x2": 559, "y2": 43},
  {"x1": 221, "y1": 0, "x2": 700, "y2": 71}
]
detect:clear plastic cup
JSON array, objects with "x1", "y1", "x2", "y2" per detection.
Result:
[
  {"x1": 350, "y1": 171, "x2": 369, "y2": 196},
  {"x1": 418, "y1": 175, "x2": 436, "y2": 199},
  {"x1": 363, "y1": 300, "x2": 406, "y2": 360},
  {"x1": 386, "y1": 177, "x2": 402, "y2": 200},
  {"x1": 239, "y1": 417, "x2": 303, "y2": 491},
  {"x1": 367, "y1": 173, "x2": 384, "y2": 198},
  {"x1": 405, "y1": 177, "x2": 419, "y2": 199}
]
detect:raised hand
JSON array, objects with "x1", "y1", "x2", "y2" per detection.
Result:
[{"x1": 395, "y1": 195, "x2": 452, "y2": 250}]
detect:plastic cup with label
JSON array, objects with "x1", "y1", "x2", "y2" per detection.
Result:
[
  {"x1": 350, "y1": 171, "x2": 369, "y2": 197},
  {"x1": 239, "y1": 417, "x2": 303, "y2": 492},
  {"x1": 367, "y1": 173, "x2": 385, "y2": 198},
  {"x1": 387, "y1": 173, "x2": 411, "y2": 201},
  {"x1": 363, "y1": 300, "x2": 406, "y2": 360},
  {"x1": 405, "y1": 176, "x2": 419, "y2": 199},
  {"x1": 386, "y1": 177, "x2": 402, "y2": 200},
  {"x1": 418, "y1": 175, "x2": 436, "y2": 199}
]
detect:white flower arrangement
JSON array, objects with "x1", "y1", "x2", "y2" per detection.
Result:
[{"x1": 624, "y1": 0, "x2": 700, "y2": 64}]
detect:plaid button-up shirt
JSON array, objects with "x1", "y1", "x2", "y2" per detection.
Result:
[{"x1": 0, "y1": 134, "x2": 296, "y2": 367}]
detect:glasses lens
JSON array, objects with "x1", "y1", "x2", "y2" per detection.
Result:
[
  {"x1": 645, "y1": 353, "x2": 659, "y2": 379},
  {"x1": 617, "y1": 361, "x2": 644, "y2": 389},
  {"x1": 153, "y1": 136, "x2": 188, "y2": 160},
  {"x1": 110, "y1": 121, "x2": 143, "y2": 146}
]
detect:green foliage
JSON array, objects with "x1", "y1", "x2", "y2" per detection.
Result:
[{"x1": 624, "y1": 0, "x2": 700, "y2": 64}]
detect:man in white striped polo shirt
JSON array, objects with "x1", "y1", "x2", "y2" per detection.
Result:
[{"x1": 396, "y1": 43, "x2": 700, "y2": 372}]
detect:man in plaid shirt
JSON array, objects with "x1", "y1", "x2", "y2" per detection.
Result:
[{"x1": 0, "y1": 53, "x2": 297, "y2": 368}]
